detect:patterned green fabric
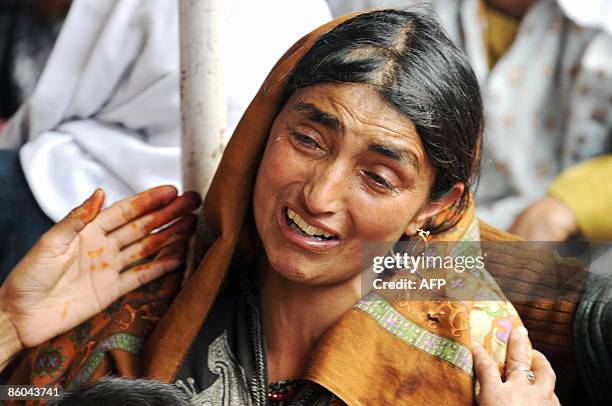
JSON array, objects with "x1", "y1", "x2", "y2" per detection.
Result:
[
  {"x1": 68, "y1": 333, "x2": 145, "y2": 390},
  {"x1": 354, "y1": 293, "x2": 474, "y2": 375}
]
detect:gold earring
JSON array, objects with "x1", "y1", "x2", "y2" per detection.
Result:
[
  {"x1": 417, "y1": 228, "x2": 430, "y2": 241},
  {"x1": 414, "y1": 228, "x2": 430, "y2": 253}
]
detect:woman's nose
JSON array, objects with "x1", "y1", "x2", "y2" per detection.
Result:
[{"x1": 301, "y1": 162, "x2": 347, "y2": 215}]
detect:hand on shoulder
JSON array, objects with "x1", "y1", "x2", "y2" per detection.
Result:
[{"x1": 473, "y1": 327, "x2": 560, "y2": 406}]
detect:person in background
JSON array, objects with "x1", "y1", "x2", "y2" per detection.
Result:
[
  {"x1": 326, "y1": 0, "x2": 612, "y2": 235},
  {"x1": 510, "y1": 154, "x2": 612, "y2": 240},
  {"x1": 508, "y1": 1, "x2": 612, "y2": 242},
  {"x1": 0, "y1": 0, "x2": 331, "y2": 280},
  {"x1": 0, "y1": 0, "x2": 71, "y2": 122}
]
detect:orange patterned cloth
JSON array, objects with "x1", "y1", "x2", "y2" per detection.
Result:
[{"x1": 7, "y1": 12, "x2": 523, "y2": 405}]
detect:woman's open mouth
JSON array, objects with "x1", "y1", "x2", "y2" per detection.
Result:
[
  {"x1": 287, "y1": 208, "x2": 337, "y2": 241},
  {"x1": 279, "y1": 207, "x2": 340, "y2": 251}
]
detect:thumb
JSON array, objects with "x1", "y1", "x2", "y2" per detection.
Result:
[
  {"x1": 44, "y1": 189, "x2": 106, "y2": 247},
  {"x1": 66, "y1": 188, "x2": 105, "y2": 224}
]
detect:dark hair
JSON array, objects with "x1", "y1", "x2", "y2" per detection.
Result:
[
  {"x1": 282, "y1": 10, "x2": 483, "y2": 233},
  {"x1": 46, "y1": 377, "x2": 191, "y2": 406}
]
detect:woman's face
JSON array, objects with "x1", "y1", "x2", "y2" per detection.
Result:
[{"x1": 253, "y1": 83, "x2": 447, "y2": 285}]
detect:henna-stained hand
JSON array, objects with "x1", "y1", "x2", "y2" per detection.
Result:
[{"x1": 0, "y1": 186, "x2": 200, "y2": 351}]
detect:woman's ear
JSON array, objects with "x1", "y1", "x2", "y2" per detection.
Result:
[{"x1": 404, "y1": 182, "x2": 465, "y2": 236}]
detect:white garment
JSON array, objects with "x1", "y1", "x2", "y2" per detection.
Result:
[
  {"x1": 557, "y1": 0, "x2": 612, "y2": 35},
  {"x1": 326, "y1": 0, "x2": 612, "y2": 230},
  {"x1": 433, "y1": 0, "x2": 612, "y2": 229},
  {"x1": 0, "y1": 0, "x2": 331, "y2": 222},
  {"x1": 326, "y1": 0, "x2": 410, "y2": 16}
]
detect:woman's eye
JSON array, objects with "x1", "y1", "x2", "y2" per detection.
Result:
[
  {"x1": 290, "y1": 130, "x2": 320, "y2": 149},
  {"x1": 365, "y1": 171, "x2": 395, "y2": 191}
]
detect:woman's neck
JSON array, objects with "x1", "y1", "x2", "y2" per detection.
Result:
[{"x1": 259, "y1": 262, "x2": 361, "y2": 382}]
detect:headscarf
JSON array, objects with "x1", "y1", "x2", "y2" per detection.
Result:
[{"x1": 7, "y1": 12, "x2": 522, "y2": 405}]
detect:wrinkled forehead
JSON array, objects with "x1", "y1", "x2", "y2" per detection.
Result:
[{"x1": 278, "y1": 83, "x2": 430, "y2": 173}]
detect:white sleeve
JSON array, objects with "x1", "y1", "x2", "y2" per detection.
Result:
[
  {"x1": 20, "y1": 120, "x2": 181, "y2": 222},
  {"x1": 4, "y1": 0, "x2": 181, "y2": 222}
]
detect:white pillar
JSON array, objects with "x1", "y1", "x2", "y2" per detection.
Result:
[{"x1": 179, "y1": 0, "x2": 226, "y2": 196}]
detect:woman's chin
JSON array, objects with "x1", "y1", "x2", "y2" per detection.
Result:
[
  {"x1": 267, "y1": 256, "x2": 359, "y2": 287},
  {"x1": 268, "y1": 260, "x2": 320, "y2": 283}
]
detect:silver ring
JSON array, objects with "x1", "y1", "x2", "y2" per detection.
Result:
[{"x1": 510, "y1": 366, "x2": 535, "y2": 385}]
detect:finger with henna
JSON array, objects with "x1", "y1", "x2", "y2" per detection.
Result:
[
  {"x1": 97, "y1": 185, "x2": 179, "y2": 233},
  {"x1": 118, "y1": 214, "x2": 197, "y2": 267},
  {"x1": 109, "y1": 191, "x2": 201, "y2": 248}
]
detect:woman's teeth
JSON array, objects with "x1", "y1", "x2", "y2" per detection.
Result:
[{"x1": 287, "y1": 208, "x2": 335, "y2": 239}]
